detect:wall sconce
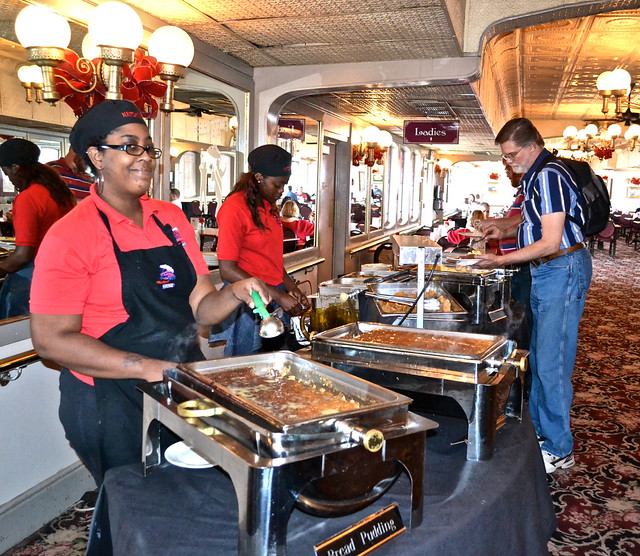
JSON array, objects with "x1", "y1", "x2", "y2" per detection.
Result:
[
  {"x1": 435, "y1": 158, "x2": 452, "y2": 177},
  {"x1": 14, "y1": 2, "x2": 194, "y2": 118},
  {"x1": 17, "y1": 65, "x2": 44, "y2": 103},
  {"x1": 352, "y1": 126, "x2": 392, "y2": 167}
]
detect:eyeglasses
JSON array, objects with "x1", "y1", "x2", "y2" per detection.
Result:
[
  {"x1": 501, "y1": 145, "x2": 525, "y2": 162},
  {"x1": 98, "y1": 144, "x2": 162, "y2": 159}
]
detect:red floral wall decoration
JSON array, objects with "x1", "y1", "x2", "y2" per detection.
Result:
[{"x1": 53, "y1": 49, "x2": 167, "y2": 119}]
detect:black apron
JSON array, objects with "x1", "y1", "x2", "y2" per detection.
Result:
[{"x1": 94, "y1": 209, "x2": 204, "y2": 472}]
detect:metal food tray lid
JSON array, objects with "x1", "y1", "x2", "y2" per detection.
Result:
[
  {"x1": 311, "y1": 323, "x2": 513, "y2": 361},
  {"x1": 176, "y1": 351, "x2": 411, "y2": 431},
  {"x1": 366, "y1": 281, "x2": 466, "y2": 315}
]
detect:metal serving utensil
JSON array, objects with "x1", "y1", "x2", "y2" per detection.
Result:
[
  {"x1": 251, "y1": 291, "x2": 285, "y2": 338},
  {"x1": 340, "y1": 292, "x2": 362, "y2": 336}
]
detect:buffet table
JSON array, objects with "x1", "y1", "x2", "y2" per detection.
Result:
[{"x1": 97, "y1": 408, "x2": 556, "y2": 555}]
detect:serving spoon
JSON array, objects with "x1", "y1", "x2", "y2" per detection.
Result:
[{"x1": 251, "y1": 291, "x2": 285, "y2": 338}]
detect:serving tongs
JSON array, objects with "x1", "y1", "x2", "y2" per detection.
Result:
[
  {"x1": 363, "y1": 269, "x2": 413, "y2": 284},
  {"x1": 340, "y1": 291, "x2": 363, "y2": 336}
]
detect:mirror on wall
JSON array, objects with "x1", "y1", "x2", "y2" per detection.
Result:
[
  {"x1": 169, "y1": 88, "x2": 238, "y2": 235},
  {"x1": 277, "y1": 114, "x2": 319, "y2": 251}
]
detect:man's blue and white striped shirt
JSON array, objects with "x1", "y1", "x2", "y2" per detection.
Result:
[{"x1": 517, "y1": 150, "x2": 586, "y2": 250}]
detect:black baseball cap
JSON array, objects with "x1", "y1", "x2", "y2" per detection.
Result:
[
  {"x1": 248, "y1": 145, "x2": 292, "y2": 177},
  {"x1": 70, "y1": 100, "x2": 146, "y2": 155}
]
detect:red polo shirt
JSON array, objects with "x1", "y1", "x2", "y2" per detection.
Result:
[
  {"x1": 13, "y1": 182, "x2": 73, "y2": 253},
  {"x1": 216, "y1": 192, "x2": 284, "y2": 286},
  {"x1": 30, "y1": 184, "x2": 209, "y2": 384}
]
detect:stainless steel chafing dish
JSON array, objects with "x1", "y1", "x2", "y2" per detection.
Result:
[
  {"x1": 310, "y1": 323, "x2": 527, "y2": 461},
  {"x1": 139, "y1": 351, "x2": 437, "y2": 556},
  {"x1": 366, "y1": 280, "x2": 466, "y2": 321},
  {"x1": 429, "y1": 266, "x2": 514, "y2": 327}
]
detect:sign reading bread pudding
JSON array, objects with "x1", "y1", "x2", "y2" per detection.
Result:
[
  {"x1": 314, "y1": 503, "x2": 405, "y2": 556},
  {"x1": 403, "y1": 120, "x2": 459, "y2": 144}
]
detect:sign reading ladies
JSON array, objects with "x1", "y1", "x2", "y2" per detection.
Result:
[{"x1": 403, "y1": 121, "x2": 459, "y2": 144}]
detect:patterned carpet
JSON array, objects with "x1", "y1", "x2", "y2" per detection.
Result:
[{"x1": 4, "y1": 241, "x2": 639, "y2": 556}]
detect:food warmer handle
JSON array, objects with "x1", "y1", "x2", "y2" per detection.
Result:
[{"x1": 331, "y1": 419, "x2": 384, "y2": 452}]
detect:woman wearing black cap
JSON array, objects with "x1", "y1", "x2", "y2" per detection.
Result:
[
  {"x1": 29, "y1": 100, "x2": 271, "y2": 486},
  {"x1": 211, "y1": 144, "x2": 309, "y2": 355},
  {"x1": 0, "y1": 138, "x2": 75, "y2": 318}
]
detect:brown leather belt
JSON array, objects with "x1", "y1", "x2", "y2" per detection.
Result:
[{"x1": 530, "y1": 242, "x2": 585, "y2": 268}]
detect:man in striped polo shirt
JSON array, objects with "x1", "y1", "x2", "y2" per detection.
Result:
[
  {"x1": 47, "y1": 147, "x2": 93, "y2": 201},
  {"x1": 476, "y1": 118, "x2": 592, "y2": 474}
]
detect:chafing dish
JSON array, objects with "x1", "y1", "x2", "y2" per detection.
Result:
[
  {"x1": 140, "y1": 351, "x2": 437, "y2": 556},
  {"x1": 366, "y1": 280, "x2": 466, "y2": 320},
  {"x1": 429, "y1": 267, "x2": 513, "y2": 327},
  {"x1": 310, "y1": 323, "x2": 527, "y2": 461}
]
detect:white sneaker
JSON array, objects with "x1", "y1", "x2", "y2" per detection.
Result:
[{"x1": 541, "y1": 449, "x2": 575, "y2": 473}]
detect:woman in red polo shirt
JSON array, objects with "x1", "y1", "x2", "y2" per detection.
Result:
[
  {"x1": 211, "y1": 145, "x2": 309, "y2": 356},
  {"x1": 29, "y1": 101, "x2": 270, "y2": 487},
  {"x1": 0, "y1": 138, "x2": 75, "y2": 318}
]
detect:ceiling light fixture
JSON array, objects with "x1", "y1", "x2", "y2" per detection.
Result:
[
  {"x1": 14, "y1": 2, "x2": 194, "y2": 118},
  {"x1": 352, "y1": 126, "x2": 393, "y2": 167}
]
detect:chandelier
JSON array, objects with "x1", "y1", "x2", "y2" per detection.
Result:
[
  {"x1": 352, "y1": 126, "x2": 393, "y2": 166},
  {"x1": 561, "y1": 123, "x2": 640, "y2": 161},
  {"x1": 560, "y1": 68, "x2": 640, "y2": 161},
  {"x1": 14, "y1": 2, "x2": 195, "y2": 119}
]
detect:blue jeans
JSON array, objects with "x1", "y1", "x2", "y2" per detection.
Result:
[
  {"x1": 529, "y1": 248, "x2": 592, "y2": 457},
  {"x1": 0, "y1": 261, "x2": 34, "y2": 319},
  {"x1": 209, "y1": 283, "x2": 291, "y2": 356}
]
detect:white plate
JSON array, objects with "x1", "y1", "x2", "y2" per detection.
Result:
[
  {"x1": 164, "y1": 441, "x2": 215, "y2": 469},
  {"x1": 457, "y1": 231, "x2": 484, "y2": 238},
  {"x1": 444, "y1": 252, "x2": 474, "y2": 260},
  {"x1": 455, "y1": 258, "x2": 480, "y2": 267}
]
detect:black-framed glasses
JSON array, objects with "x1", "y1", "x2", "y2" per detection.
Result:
[
  {"x1": 98, "y1": 144, "x2": 162, "y2": 159},
  {"x1": 501, "y1": 146, "x2": 525, "y2": 162}
]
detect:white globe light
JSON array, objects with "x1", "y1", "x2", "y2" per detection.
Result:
[
  {"x1": 88, "y1": 1, "x2": 142, "y2": 50},
  {"x1": 81, "y1": 34, "x2": 100, "y2": 60},
  {"x1": 596, "y1": 71, "x2": 614, "y2": 92},
  {"x1": 361, "y1": 125, "x2": 380, "y2": 144},
  {"x1": 584, "y1": 124, "x2": 599, "y2": 137},
  {"x1": 563, "y1": 126, "x2": 578, "y2": 139},
  {"x1": 576, "y1": 129, "x2": 588, "y2": 141},
  {"x1": 608, "y1": 69, "x2": 631, "y2": 93},
  {"x1": 625, "y1": 124, "x2": 640, "y2": 140},
  {"x1": 15, "y1": 6, "x2": 71, "y2": 49},
  {"x1": 148, "y1": 26, "x2": 195, "y2": 67},
  {"x1": 438, "y1": 158, "x2": 452, "y2": 169},
  {"x1": 607, "y1": 123, "x2": 622, "y2": 138},
  {"x1": 17, "y1": 65, "x2": 42, "y2": 84},
  {"x1": 377, "y1": 130, "x2": 393, "y2": 148}
]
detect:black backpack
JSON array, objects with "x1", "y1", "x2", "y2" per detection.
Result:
[{"x1": 537, "y1": 155, "x2": 611, "y2": 237}]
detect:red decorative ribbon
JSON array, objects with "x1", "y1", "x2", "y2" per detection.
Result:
[{"x1": 53, "y1": 48, "x2": 167, "y2": 119}]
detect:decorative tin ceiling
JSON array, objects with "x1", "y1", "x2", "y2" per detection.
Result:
[{"x1": 4, "y1": 1, "x2": 640, "y2": 154}]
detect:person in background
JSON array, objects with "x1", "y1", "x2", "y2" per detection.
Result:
[
  {"x1": 475, "y1": 117, "x2": 592, "y2": 474},
  {"x1": 282, "y1": 184, "x2": 298, "y2": 204},
  {"x1": 295, "y1": 185, "x2": 311, "y2": 204},
  {"x1": 0, "y1": 138, "x2": 75, "y2": 318},
  {"x1": 170, "y1": 188, "x2": 182, "y2": 207},
  {"x1": 47, "y1": 147, "x2": 93, "y2": 201},
  {"x1": 485, "y1": 162, "x2": 532, "y2": 352},
  {"x1": 29, "y1": 100, "x2": 270, "y2": 488},
  {"x1": 445, "y1": 209, "x2": 485, "y2": 246},
  {"x1": 480, "y1": 202, "x2": 491, "y2": 220},
  {"x1": 211, "y1": 144, "x2": 309, "y2": 356},
  {"x1": 281, "y1": 199, "x2": 315, "y2": 248}
]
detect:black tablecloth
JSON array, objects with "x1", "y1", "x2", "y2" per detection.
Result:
[{"x1": 99, "y1": 409, "x2": 556, "y2": 555}]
